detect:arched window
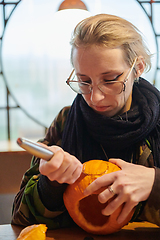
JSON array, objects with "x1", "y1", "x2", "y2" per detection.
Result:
[{"x1": 0, "y1": 0, "x2": 159, "y2": 142}]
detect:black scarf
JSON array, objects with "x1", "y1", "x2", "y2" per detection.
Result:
[{"x1": 61, "y1": 78, "x2": 160, "y2": 167}]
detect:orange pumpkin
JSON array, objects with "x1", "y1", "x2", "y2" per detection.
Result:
[
  {"x1": 63, "y1": 160, "x2": 134, "y2": 235},
  {"x1": 17, "y1": 224, "x2": 47, "y2": 240}
]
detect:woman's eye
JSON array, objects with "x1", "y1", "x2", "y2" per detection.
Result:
[
  {"x1": 78, "y1": 78, "x2": 91, "y2": 84},
  {"x1": 104, "y1": 72, "x2": 123, "y2": 82},
  {"x1": 82, "y1": 80, "x2": 91, "y2": 84}
]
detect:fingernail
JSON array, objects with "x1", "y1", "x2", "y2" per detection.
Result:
[{"x1": 101, "y1": 209, "x2": 110, "y2": 216}]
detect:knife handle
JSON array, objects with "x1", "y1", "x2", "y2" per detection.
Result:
[{"x1": 17, "y1": 137, "x2": 54, "y2": 161}]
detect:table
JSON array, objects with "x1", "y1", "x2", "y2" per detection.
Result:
[{"x1": 0, "y1": 222, "x2": 159, "y2": 240}]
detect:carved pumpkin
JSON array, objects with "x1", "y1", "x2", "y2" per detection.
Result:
[
  {"x1": 17, "y1": 224, "x2": 47, "y2": 240},
  {"x1": 63, "y1": 160, "x2": 134, "y2": 235}
]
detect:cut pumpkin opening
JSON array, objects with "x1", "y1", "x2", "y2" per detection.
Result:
[{"x1": 79, "y1": 194, "x2": 110, "y2": 227}]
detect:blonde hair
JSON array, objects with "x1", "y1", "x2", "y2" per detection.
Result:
[{"x1": 70, "y1": 14, "x2": 151, "y2": 71}]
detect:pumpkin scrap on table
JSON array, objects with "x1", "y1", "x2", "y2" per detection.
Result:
[
  {"x1": 17, "y1": 224, "x2": 47, "y2": 240},
  {"x1": 63, "y1": 160, "x2": 134, "y2": 235}
]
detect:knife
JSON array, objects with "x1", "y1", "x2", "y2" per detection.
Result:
[{"x1": 17, "y1": 137, "x2": 54, "y2": 161}]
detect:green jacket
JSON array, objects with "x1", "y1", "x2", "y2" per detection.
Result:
[{"x1": 11, "y1": 106, "x2": 160, "y2": 229}]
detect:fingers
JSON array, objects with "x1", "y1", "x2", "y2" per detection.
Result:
[
  {"x1": 83, "y1": 159, "x2": 145, "y2": 225},
  {"x1": 101, "y1": 193, "x2": 124, "y2": 216},
  {"x1": 39, "y1": 149, "x2": 64, "y2": 175},
  {"x1": 116, "y1": 201, "x2": 136, "y2": 224},
  {"x1": 109, "y1": 158, "x2": 128, "y2": 169},
  {"x1": 39, "y1": 147, "x2": 83, "y2": 184},
  {"x1": 98, "y1": 185, "x2": 137, "y2": 224},
  {"x1": 47, "y1": 154, "x2": 83, "y2": 184},
  {"x1": 98, "y1": 185, "x2": 115, "y2": 204},
  {"x1": 83, "y1": 172, "x2": 115, "y2": 196},
  {"x1": 101, "y1": 195, "x2": 136, "y2": 224}
]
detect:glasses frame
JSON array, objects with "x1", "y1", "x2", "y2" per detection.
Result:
[{"x1": 66, "y1": 57, "x2": 137, "y2": 95}]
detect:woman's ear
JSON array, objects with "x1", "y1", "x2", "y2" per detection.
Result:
[{"x1": 135, "y1": 56, "x2": 145, "y2": 78}]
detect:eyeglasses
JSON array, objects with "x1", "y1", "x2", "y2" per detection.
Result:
[{"x1": 66, "y1": 58, "x2": 137, "y2": 95}]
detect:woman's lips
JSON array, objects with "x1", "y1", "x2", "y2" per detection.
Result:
[{"x1": 92, "y1": 105, "x2": 111, "y2": 112}]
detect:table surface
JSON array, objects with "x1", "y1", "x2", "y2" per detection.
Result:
[{"x1": 0, "y1": 222, "x2": 159, "y2": 240}]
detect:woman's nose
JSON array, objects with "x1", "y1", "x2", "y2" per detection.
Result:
[{"x1": 90, "y1": 86, "x2": 105, "y2": 103}]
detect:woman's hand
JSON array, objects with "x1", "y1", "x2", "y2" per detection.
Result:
[
  {"x1": 39, "y1": 144, "x2": 83, "y2": 184},
  {"x1": 84, "y1": 158, "x2": 155, "y2": 224}
]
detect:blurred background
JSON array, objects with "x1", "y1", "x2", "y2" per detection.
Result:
[
  {"x1": 0, "y1": 0, "x2": 160, "y2": 144},
  {"x1": 0, "y1": 0, "x2": 160, "y2": 224}
]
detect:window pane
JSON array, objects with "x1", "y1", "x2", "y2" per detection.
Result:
[
  {"x1": 0, "y1": 75, "x2": 6, "y2": 107},
  {"x1": 2, "y1": 0, "x2": 90, "y2": 131},
  {"x1": 0, "y1": 5, "x2": 3, "y2": 37},
  {"x1": 155, "y1": 69, "x2": 160, "y2": 90},
  {"x1": 153, "y1": 3, "x2": 160, "y2": 34},
  {"x1": 4, "y1": 0, "x2": 18, "y2": 2},
  {"x1": 141, "y1": 3, "x2": 151, "y2": 16},
  {"x1": 0, "y1": 109, "x2": 7, "y2": 141},
  {"x1": 10, "y1": 108, "x2": 45, "y2": 141},
  {"x1": 158, "y1": 36, "x2": 160, "y2": 69},
  {"x1": 5, "y1": 4, "x2": 16, "y2": 19}
]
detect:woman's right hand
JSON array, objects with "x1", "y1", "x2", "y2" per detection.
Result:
[{"x1": 39, "y1": 144, "x2": 83, "y2": 184}]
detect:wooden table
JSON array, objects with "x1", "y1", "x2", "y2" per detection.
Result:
[{"x1": 0, "y1": 222, "x2": 159, "y2": 240}]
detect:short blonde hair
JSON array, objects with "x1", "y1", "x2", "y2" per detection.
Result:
[{"x1": 70, "y1": 14, "x2": 151, "y2": 71}]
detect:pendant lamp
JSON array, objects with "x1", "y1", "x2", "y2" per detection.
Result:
[{"x1": 58, "y1": 0, "x2": 88, "y2": 11}]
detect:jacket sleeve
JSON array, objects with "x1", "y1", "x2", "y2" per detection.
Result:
[
  {"x1": 138, "y1": 167, "x2": 160, "y2": 226},
  {"x1": 11, "y1": 107, "x2": 74, "y2": 229}
]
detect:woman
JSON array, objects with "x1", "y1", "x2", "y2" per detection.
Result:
[{"x1": 12, "y1": 14, "x2": 160, "y2": 229}]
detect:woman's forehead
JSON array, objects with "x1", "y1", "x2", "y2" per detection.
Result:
[{"x1": 72, "y1": 46, "x2": 128, "y2": 72}]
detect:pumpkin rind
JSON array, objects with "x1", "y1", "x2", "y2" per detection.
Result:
[{"x1": 63, "y1": 160, "x2": 134, "y2": 235}]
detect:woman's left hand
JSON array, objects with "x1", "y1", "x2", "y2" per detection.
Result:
[{"x1": 83, "y1": 158, "x2": 155, "y2": 224}]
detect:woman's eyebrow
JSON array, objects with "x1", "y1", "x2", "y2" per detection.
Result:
[
  {"x1": 76, "y1": 70, "x2": 123, "y2": 77},
  {"x1": 76, "y1": 73, "x2": 88, "y2": 77},
  {"x1": 76, "y1": 71, "x2": 115, "y2": 76},
  {"x1": 100, "y1": 69, "x2": 121, "y2": 75}
]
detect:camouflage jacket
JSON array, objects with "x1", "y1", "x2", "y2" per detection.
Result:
[{"x1": 11, "y1": 106, "x2": 160, "y2": 229}]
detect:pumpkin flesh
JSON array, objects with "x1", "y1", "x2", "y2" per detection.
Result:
[{"x1": 17, "y1": 224, "x2": 47, "y2": 240}]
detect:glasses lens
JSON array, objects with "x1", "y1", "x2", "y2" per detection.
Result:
[
  {"x1": 99, "y1": 81, "x2": 123, "y2": 95},
  {"x1": 68, "y1": 81, "x2": 91, "y2": 94}
]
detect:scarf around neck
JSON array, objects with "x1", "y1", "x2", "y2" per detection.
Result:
[{"x1": 61, "y1": 78, "x2": 160, "y2": 166}]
